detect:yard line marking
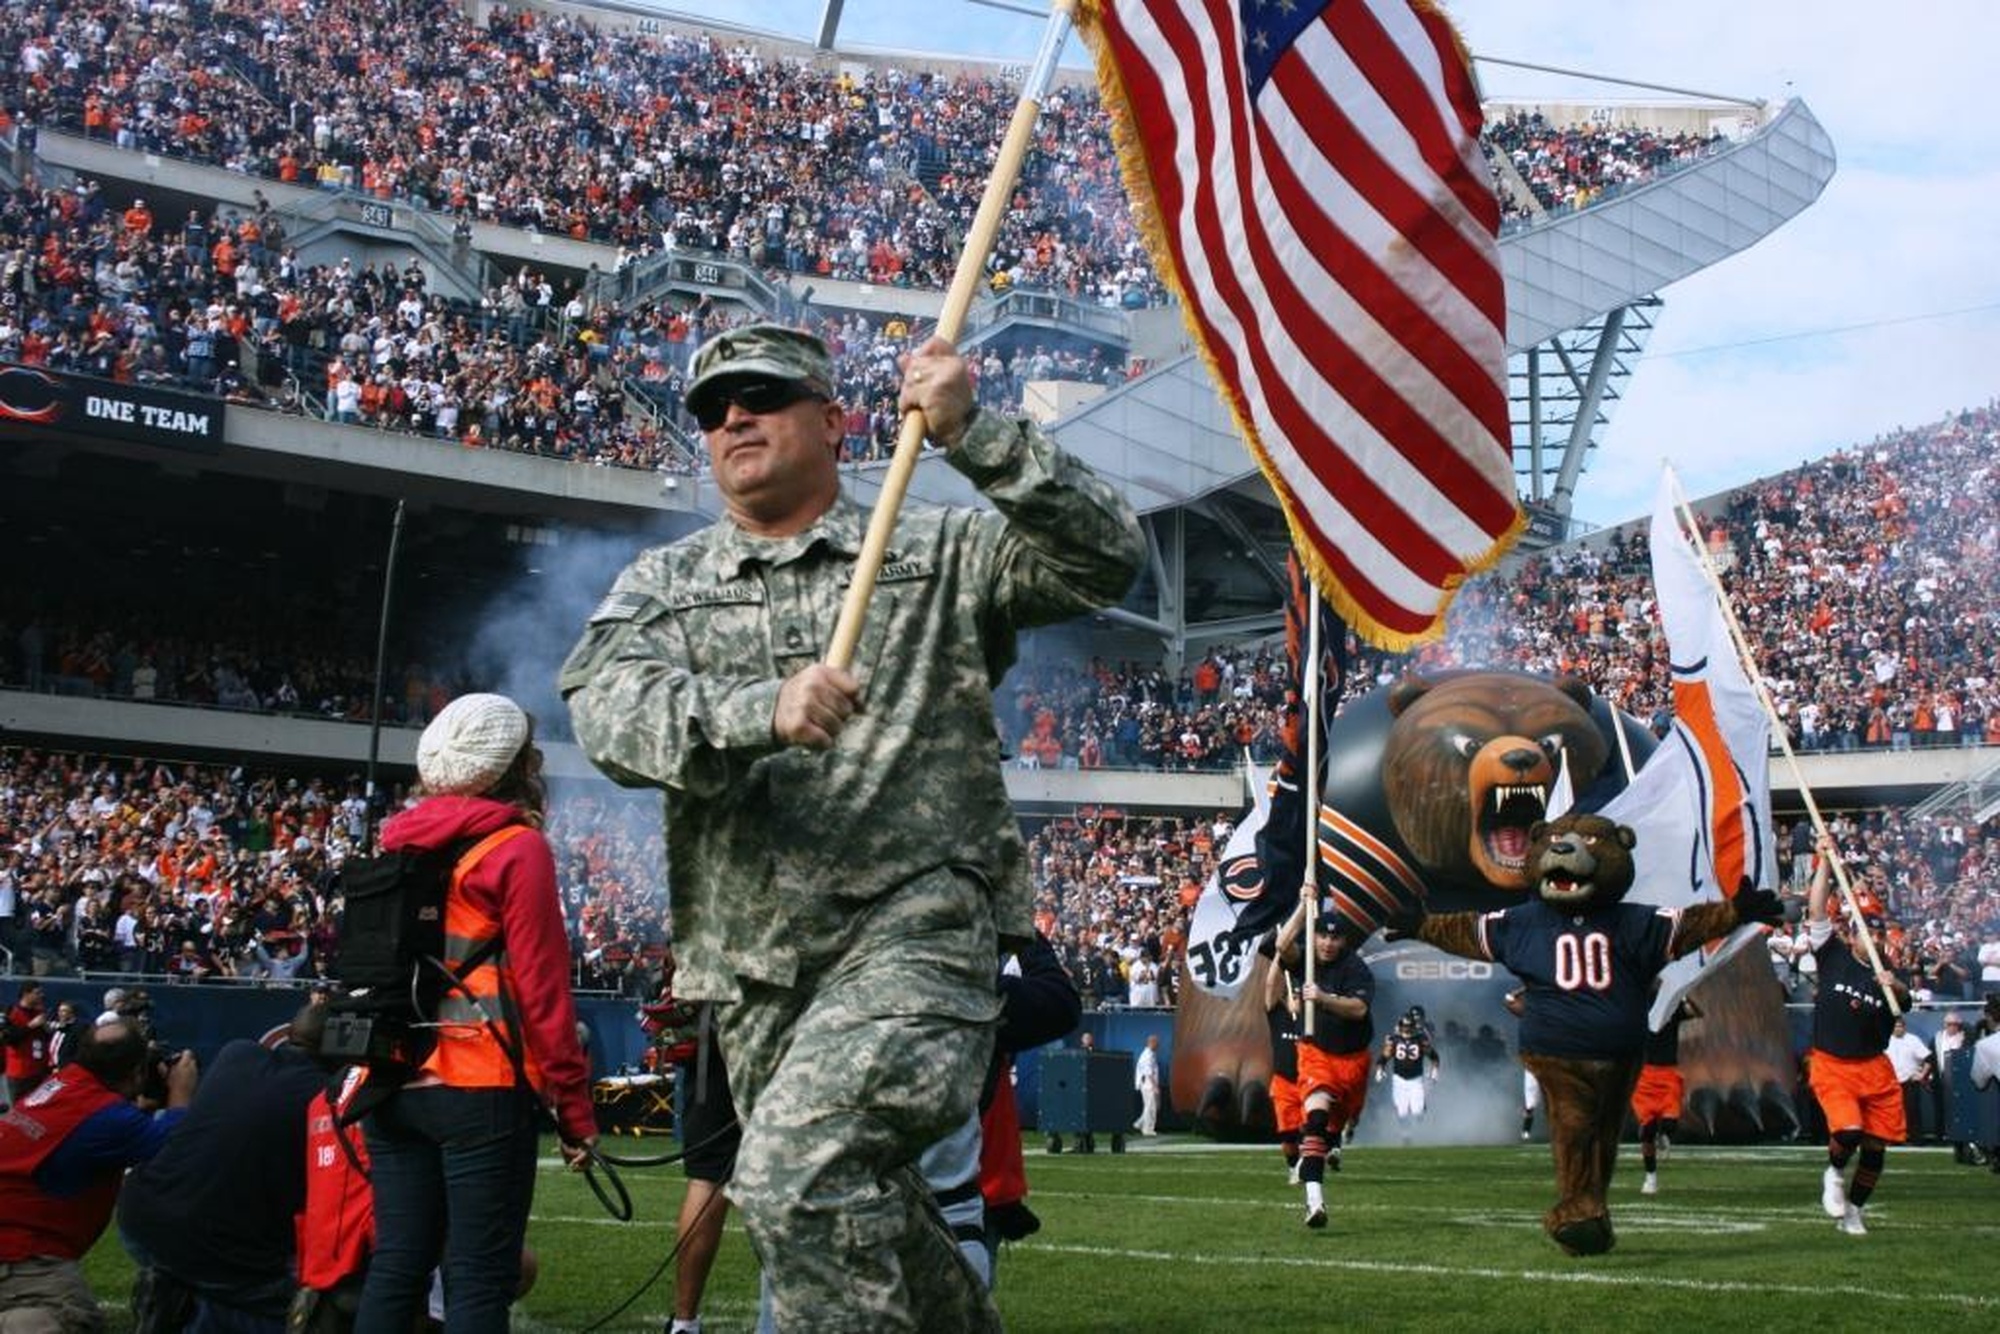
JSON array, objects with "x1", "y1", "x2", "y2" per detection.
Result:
[
  {"x1": 1014, "y1": 1242, "x2": 2000, "y2": 1310},
  {"x1": 1024, "y1": 1188, "x2": 1879, "y2": 1227}
]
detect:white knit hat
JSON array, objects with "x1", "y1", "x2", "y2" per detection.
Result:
[{"x1": 417, "y1": 693, "x2": 530, "y2": 796}]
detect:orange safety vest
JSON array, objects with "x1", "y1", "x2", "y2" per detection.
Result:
[{"x1": 420, "y1": 825, "x2": 537, "y2": 1090}]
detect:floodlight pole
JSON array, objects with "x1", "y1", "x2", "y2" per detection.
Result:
[{"x1": 364, "y1": 498, "x2": 406, "y2": 852}]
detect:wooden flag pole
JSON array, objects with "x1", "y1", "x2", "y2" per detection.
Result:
[
  {"x1": 1301, "y1": 595, "x2": 1323, "y2": 1037},
  {"x1": 825, "y1": 1, "x2": 1077, "y2": 671},
  {"x1": 1663, "y1": 467, "x2": 1900, "y2": 1013}
]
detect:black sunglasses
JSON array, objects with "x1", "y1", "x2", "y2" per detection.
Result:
[{"x1": 689, "y1": 376, "x2": 825, "y2": 431}]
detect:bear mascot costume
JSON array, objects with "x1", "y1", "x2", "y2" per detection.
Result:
[
  {"x1": 1172, "y1": 670, "x2": 1795, "y2": 1142},
  {"x1": 1400, "y1": 810, "x2": 1784, "y2": 1255}
]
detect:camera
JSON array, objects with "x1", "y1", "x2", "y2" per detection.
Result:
[{"x1": 141, "y1": 1042, "x2": 184, "y2": 1106}]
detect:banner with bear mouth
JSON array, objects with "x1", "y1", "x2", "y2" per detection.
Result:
[{"x1": 0, "y1": 363, "x2": 224, "y2": 452}]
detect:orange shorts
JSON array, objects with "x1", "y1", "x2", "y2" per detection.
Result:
[
  {"x1": 1270, "y1": 1072, "x2": 1302, "y2": 1135},
  {"x1": 1630, "y1": 1064, "x2": 1684, "y2": 1125},
  {"x1": 1296, "y1": 1046, "x2": 1372, "y2": 1129},
  {"x1": 1807, "y1": 1049, "x2": 1906, "y2": 1144}
]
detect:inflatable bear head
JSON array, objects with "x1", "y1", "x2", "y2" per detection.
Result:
[
  {"x1": 1381, "y1": 672, "x2": 1607, "y2": 895},
  {"x1": 1527, "y1": 811, "x2": 1638, "y2": 911}
]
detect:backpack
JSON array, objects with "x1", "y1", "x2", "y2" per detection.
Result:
[{"x1": 320, "y1": 826, "x2": 526, "y2": 1102}]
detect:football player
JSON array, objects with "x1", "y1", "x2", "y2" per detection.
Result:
[{"x1": 1375, "y1": 1013, "x2": 1442, "y2": 1144}]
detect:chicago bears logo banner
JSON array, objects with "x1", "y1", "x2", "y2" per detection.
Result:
[{"x1": 1185, "y1": 756, "x2": 1271, "y2": 998}]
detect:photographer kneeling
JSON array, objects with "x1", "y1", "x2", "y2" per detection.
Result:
[
  {"x1": 118, "y1": 1005, "x2": 329, "y2": 1333},
  {"x1": 0, "y1": 1021, "x2": 198, "y2": 1333}
]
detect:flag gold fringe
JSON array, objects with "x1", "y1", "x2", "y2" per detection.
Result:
[{"x1": 1076, "y1": 0, "x2": 1523, "y2": 652}]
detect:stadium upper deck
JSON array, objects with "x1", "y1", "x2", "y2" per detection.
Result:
[{"x1": 3, "y1": 0, "x2": 1833, "y2": 533}]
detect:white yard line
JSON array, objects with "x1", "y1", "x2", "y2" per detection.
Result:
[{"x1": 1012, "y1": 1241, "x2": 2000, "y2": 1310}]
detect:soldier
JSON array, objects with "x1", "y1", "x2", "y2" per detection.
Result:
[{"x1": 561, "y1": 324, "x2": 1142, "y2": 1332}]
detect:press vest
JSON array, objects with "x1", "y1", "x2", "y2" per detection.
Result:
[
  {"x1": 297, "y1": 1085, "x2": 373, "y2": 1291},
  {"x1": 420, "y1": 824, "x2": 538, "y2": 1090},
  {"x1": 979, "y1": 1063, "x2": 1028, "y2": 1209},
  {"x1": 0, "y1": 1067, "x2": 128, "y2": 1261}
]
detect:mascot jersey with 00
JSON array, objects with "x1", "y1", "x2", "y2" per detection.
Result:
[{"x1": 1415, "y1": 812, "x2": 1746, "y2": 1256}]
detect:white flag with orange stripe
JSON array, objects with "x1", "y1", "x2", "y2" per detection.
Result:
[{"x1": 1605, "y1": 470, "x2": 1777, "y2": 1027}]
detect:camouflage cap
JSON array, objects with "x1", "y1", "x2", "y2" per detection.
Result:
[{"x1": 684, "y1": 323, "x2": 834, "y2": 417}]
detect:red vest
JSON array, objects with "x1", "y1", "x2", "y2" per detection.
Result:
[
  {"x1": 297, "y1": 1083, "x2": 374, "y2": 1291},
  {"x1": 0, "y1": 1067, "x2": 128, "y2": 1261},
  {"x1": 4, "y1": 1005, "x2": 50, "y2": 1082},
  {"x1": 979, "y1": 1062, "x2": 1028, "y2": 1209}
]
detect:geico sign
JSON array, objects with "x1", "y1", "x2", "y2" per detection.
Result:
[{"x1": 1394, "y1": 959, "x2": 1494, "y2": 981}]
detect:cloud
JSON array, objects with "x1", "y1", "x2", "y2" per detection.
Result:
[{"x1": 1445, "y1": 0, "x2": 2000, "y2": 526}]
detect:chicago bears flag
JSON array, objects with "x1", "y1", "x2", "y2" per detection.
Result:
[
  {"x1": 1078, "y1": 0, "x2": 1523, "y2": 649},
  {"x1": 1603, "y1": 470, "x2": 1778, "y2": 1027},
  {"x1": 1186, "y1": 755, "x2": 1272, "y2": 998}
]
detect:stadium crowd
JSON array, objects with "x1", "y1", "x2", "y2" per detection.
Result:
[
  {"x1": 0, "y1": 1, "x2": 1753, "y2": 484},
  {"x1": 0, "y1": 174, "x2": 708, "y2": 468},
  {"x1": 3, "y1": 607, "x2": 466, "y2": 728},
  {"x1": 0, "y1": 174, "x2": 1136, "y2": 470},
  {"x1": 0, "y1": 748, "x2": 668, "y2": 996},
  {"x1": 1484, "y1": 109, "x2": 1731, "y2": 221},
  {"x1": 1, "y1": 2, "x2": 1740, "y2": 297},
  {"x1": 1, "y1": 0, "x2": 1164, "y2": 305},
  {"x1": 1, "y1": 1, "x2": 1741, "y2": 323}
]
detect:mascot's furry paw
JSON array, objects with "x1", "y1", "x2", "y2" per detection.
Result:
[
  {"x1": 1551, "y1": 1215, "x2": 1615, "y2": 1257},
  {"x1": 1677, "y1": 948, "x2": 1800, "y2": 1142},
  {"x1": 1732, "y1": 880, "x2": 1786, "y2": 927}
]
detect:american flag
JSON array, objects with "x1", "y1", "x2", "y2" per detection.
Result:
[{"x1": 1080, "y1": 0, "x2": 1522, "y2": 649}]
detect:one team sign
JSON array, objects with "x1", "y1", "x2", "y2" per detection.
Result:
[{"x1": 0, "y1": 362, "x2": 223, "y2": 452}]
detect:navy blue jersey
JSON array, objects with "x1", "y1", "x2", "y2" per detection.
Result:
[
  {"x1": 1811, "y1": 935, "x2": 1896, "y2": 1058},
  {"x1": 1267, "y1": 1000, "x2": 1300, "y2": 1081},
  {"x1": 1384, "y1": 1033, "x2": 1435, "y2": 1079},
  {"x1": 1289, "y1": 949, "x2": 1375, "y2": 1055},
  {"x1": 1479, "y1": 899, "x2": 1679, "y2": 1060},
  {"x1": 1642, "y1": 1000, "x2": 1696, "y2": 1066}
]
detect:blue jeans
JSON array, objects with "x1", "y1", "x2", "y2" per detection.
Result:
[{"x1": 356, "y1": 1085, "x2": 540, "y2": 1334}]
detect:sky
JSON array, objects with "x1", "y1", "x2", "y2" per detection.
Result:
[{"x1": 634, "y1": 1, "x2": 2000, "y2": 528}]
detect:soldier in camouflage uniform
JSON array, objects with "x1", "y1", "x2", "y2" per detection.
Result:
[{"x1": 560, "y1": 324, "x2": 1143, "y2": 1332}]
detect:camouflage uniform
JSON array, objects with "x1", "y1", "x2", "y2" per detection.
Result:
[{"x1": 559, "y1": 335, "x2": 1142, "y2": 1332}]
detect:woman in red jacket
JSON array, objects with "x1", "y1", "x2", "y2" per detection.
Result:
[{"x1": 356, "y1": 693, "x2": 597, "y2": 1333}]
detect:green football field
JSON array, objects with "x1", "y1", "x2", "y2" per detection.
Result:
[{"x1": 83, "y1": 1136, "x2": 1999, "y2": 1331}]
